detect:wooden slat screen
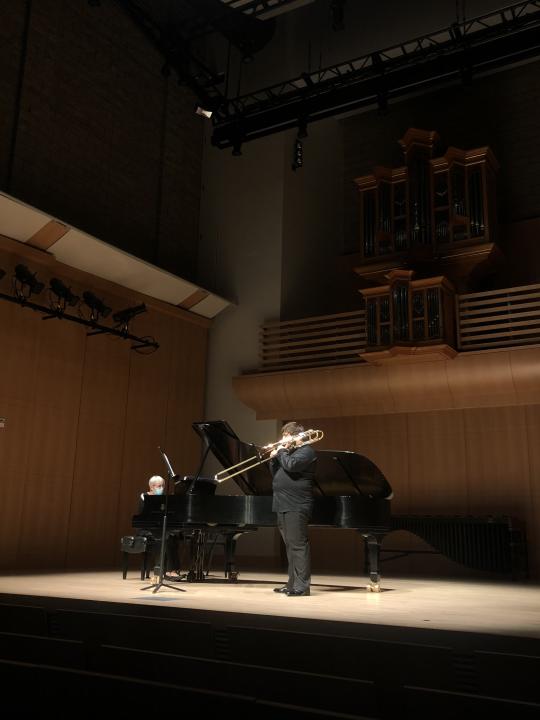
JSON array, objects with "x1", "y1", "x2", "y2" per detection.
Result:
[
  {"x1": 260, "y1": 309, "x2": 366, "y2": 372},
  {"x1": 458, "y1": 283, "x2": 540, "y2": 350}
]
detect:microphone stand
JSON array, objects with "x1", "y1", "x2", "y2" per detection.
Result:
[{"x1": 141, "y1": 447, "x2": 185, "y2": 593}]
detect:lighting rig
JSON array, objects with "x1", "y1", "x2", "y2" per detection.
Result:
[
  {"x1": 209, "y1": 1, "x2": 540, "y2": 150},
  {"x1": 0, "y1": 263, "x2": 158, "y2": 352}
]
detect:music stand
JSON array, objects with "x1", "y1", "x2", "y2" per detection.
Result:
[{"x1": 141, "y1": 447, "x2": 185, "y2": 593}]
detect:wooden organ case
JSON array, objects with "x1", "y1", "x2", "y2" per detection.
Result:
[{"x1": 353, "y1": 128, "x2": 500, "y2": 362}]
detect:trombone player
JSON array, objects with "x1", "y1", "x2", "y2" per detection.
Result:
[{"x1": 269, "y1": 421, "x2": 317, "y2": 597}]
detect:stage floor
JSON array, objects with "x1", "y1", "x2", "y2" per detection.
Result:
[{"x1": 1, "y1": 570, "x2": 539, "y2": 641}]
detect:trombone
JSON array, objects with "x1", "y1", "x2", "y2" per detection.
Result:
[{"x1": 214, "y1": 428, "x2": 324, "y2": 483}]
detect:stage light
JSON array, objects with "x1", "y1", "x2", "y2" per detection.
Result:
[
  {"x1": 196, "y1": 105, "x2": 214, "y2": 119},
  {"x1": 195, "y1": 98, "x2": 221, "y2": 120},
  {"x1": 113, "y1": 303, "x2": 147, "y2": 326},
  {"x1": 49, "y1": 278, "x2": 80, "y2": 308},
  {"x1": 82, "y1": 290, "x2": 112, "y2": 321},
  {"x1": 14, "y1": 264, "x2": 45, "y2": 298}
]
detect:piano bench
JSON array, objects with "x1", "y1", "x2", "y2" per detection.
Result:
[{"x1": 120, "y1": 535, "x2": 154, "y2": 580}]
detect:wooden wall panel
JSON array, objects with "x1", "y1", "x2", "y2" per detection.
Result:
[
  {"x1": 388, "y1": 361, "x2": 454, "y2": 413},
  {"x1": 352, "y1": 414, "x2": 410, "y2": 513},
  {"x1": 0, "y1": 244, "x2": 209, "y2": 572},
  {"x1": 164, "y1": 319, "x2": 208, "y2": 477},
  {"x1": 303, "y1": 406, "x2": 539, "y2": 578},
  {"x1": 524, "y1": 404, "x2": 540, "y2": 576},
  {"x1": 406, "y1": 410, "x2": 468, "y2": 514},
  {"x1": 234, "y1": 347, "x2": 540, "y2": 420},
  {"x1": 65, "y1": 334, "x2": 131, "y2": 568},
  {"x1": 116, "y1": 310, "x2": 175, "y2": 540},
  {"x1": 463, "y1": 406, "x2": 530, "y2": 517},
  {"x1": 462, "y1": 406, "x2": 534, "y2": 578},
  {"x1": 17, "y1": 317, "x2": 86, "y2": 568},
  {"x1": 0, "y1": 302, "x2": 40, "y2": 567},
  {"x1": 510, "y1": 347, "x2": 540, "y2": 405},
  {"x1": 446, "y1": 352, "x2": 518, "y2": 408}
]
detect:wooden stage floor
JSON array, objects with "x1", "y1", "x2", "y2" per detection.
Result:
[
  {"x1": 1, "y1": 569, "x2": 539, "y2": 641},
  {"x1": 2, "y1": 570, "x2": 540, "y2": 716}
]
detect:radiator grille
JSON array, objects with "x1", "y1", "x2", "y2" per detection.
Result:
[{"x1": 387, "y1": 515, "x2": 527, "y2": 577}]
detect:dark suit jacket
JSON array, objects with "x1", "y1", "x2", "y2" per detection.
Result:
[{"x1": 270, "y1": 444, "x2": 317, "y2": 513}]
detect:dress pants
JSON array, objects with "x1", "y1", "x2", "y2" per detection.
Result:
[{"x1": 277, "y1": 509, "x2": 311, "y2": 592}]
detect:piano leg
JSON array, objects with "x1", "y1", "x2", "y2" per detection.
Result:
[
  {"x1": 224, "y1": 533, "x2": 240, "y2": 581},
  {"x1": 224, "y1": 530, "x2": 258, "y2": 581},
  {"x1": 186, "y1": 530, "x2": 208, "y2": 581},
  {"x1": 362, "y1": 533, "x2": 383, "y2": 592}
]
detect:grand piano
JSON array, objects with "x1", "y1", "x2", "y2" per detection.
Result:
[{"x1": 132, "y1": 420, "x2": 393, "y2": 591}]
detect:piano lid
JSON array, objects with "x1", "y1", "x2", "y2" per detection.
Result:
[
  {"x1": 313, "y1": 450, "x2": 393, "y2": 499},
  {"x1": 192, "y1": 420, "x2": 393, "y2": 500},
  {"x1": 192, "y1": 420, "x2": 273, "y2": 495}
]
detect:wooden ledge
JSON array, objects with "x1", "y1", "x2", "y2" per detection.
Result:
[
  {"x1": 361, "y1": 344, "x2": 458, "y2": 365},
  {"x1": 233, "y1": 345, "x2": 540, "y2": 420}
]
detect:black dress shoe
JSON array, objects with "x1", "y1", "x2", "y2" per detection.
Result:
[
  {"x1": 273, "y1": 586, "x2": 290, "y2": 593},
  {"x1": 286, "y1": 588, "x2": 310, "y2": 596}
]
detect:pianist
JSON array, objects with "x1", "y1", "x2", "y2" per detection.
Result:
[
  {"x1": 138, "y1": 474, "x2": 165, "y2": 512},
  {"x1": 137, "y1": 475, "x2": 180, "y2": 576},
  {"x1": 269, "y1": 421, "x2": 317, "y2": 597}
]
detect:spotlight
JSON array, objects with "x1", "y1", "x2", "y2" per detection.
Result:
[
  {"x1": 50, "y1": 278, "x2": 79, "y2": 308},
  {"x1": 113, "y1": 303, "x2": 147, "y2": 326},
  {"x1": 195, "y1": 98, "x2": 221, "y2": 120},
  {"x1": 195, "y1": 105, "x2": 214, "y2": 119},
  {"x1": 82, "y1": 291, "x2": 112, "y2": 321},
  {"x1": 291, "y1": 138, "x2": 303, "y2": 171},
  {"x1": 14, "y1": 264, "x2": 44, "y2": 297}
]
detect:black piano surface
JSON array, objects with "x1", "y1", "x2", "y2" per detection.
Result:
[{"x1": 133, "y1": 420, "x2": 393, "y2": 588}]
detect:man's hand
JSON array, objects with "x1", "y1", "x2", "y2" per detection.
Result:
[{"x1": 270, "y1": 443, "x2": 287, "y2": 457}]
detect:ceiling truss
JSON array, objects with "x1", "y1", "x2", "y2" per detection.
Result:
[{"x1": 209, "y1": 1, "x2": 540, "y2": 149}]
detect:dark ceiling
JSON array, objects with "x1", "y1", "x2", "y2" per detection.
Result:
[{"x1": 108, "y1": 1, "x2": 540, "y2": 151}]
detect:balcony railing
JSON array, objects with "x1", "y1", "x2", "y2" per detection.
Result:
[
  {"x1": 256, "y1": 282, "x2": 540, "y2": 373},
  {"x1": 259, "y1": 309, "x2": 366, "y2": 372},
  {"x1": 457, "y1": 282, "x2": 540, "y2": 350}
]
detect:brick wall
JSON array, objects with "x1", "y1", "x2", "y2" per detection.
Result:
[{"x1": 0, "y1": 0, "x2": 202, "y2": 281}]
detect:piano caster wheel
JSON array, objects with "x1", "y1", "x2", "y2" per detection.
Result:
[
  {"x1": 367, "y1": 581, "x2": 381, "y2": 593},
  {"x1": 228, "y1": 571, "x2": 239, "y2": 582}
]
